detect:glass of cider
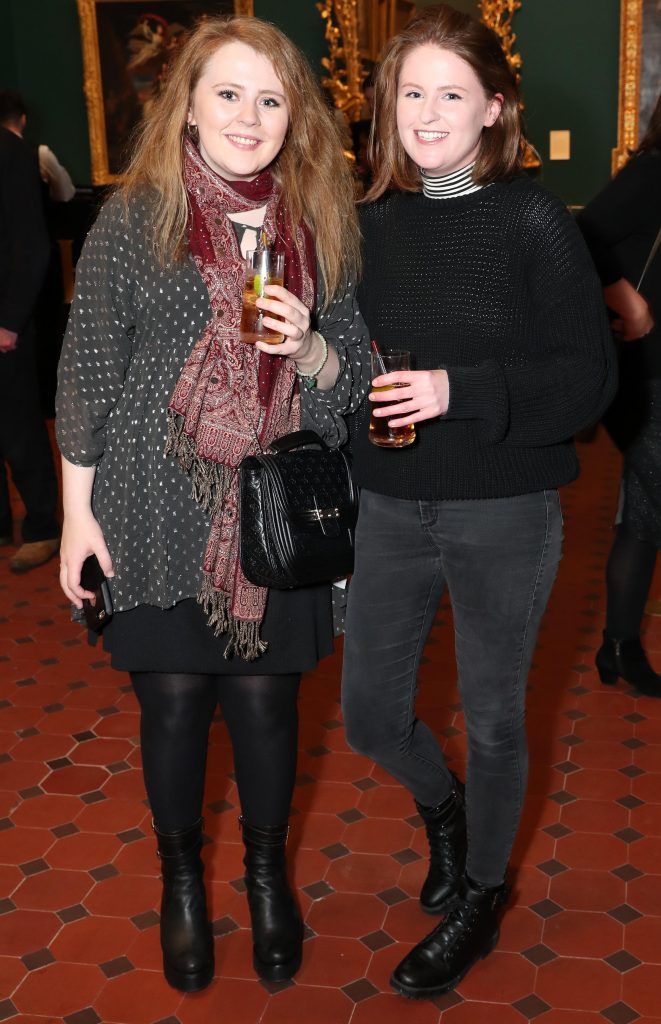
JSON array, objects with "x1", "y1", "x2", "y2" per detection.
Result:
[
  {"x1": 239, "y1": 249, "x2": 286, "y2": 345},
  {"x1": 369, "y1": 348, "x2": 416, "y2": 448}
]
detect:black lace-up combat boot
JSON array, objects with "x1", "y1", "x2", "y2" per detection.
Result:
[
  {"x1": 390, "y1": 875, "x2": 510, "y2": 999},
  {"x1": 416, "y1": 776, "x2": 467, "y2": 914}
]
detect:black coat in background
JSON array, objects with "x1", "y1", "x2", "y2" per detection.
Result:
[
  {"x1": 0, "y1": 127, "x2": 50, "y2": 334},
  {"x1": 578, "y1": 149, "x2": 661, "y2": 545},
  {"x1": 0, "y1": 126, "x2": 59, "y2": 543},
  {"x1": 577, "y1": 149, "x2": 661, "y2": 384}
]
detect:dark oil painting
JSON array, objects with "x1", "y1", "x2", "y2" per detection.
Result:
[
  {"x1": 96, "y1": 2, "x2": 234, "y2": 174},
  {"x1": 640, "y1": 0, "x2": 661, "y2": 142}
]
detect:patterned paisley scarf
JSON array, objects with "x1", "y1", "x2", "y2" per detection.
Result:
[{"x1": 166, "y1": 139, "x2": 316, "y2": 660}]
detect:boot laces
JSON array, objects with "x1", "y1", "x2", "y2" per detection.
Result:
[
  {"x1": 425, "y1": 898, "x2": 480, "y2": 957},
  {"x1": 426, "y1": 821, "x2": 460, "y2": 874}
]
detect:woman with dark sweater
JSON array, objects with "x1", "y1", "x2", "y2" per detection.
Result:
[
  {"x1": 577, "y1": 92, "x2": 661, "y2": 698},
  {"x1": 341, "y1": 4, "x2": 617, "y2": 999}
]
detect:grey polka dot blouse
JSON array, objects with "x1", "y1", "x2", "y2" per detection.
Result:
[{"x1": 56, "y1": 193, "x2": 370, "y2": 613}]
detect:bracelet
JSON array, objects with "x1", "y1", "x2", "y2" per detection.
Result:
[{"x1": 296, "y1": 332, "x2": 328, "y2": 390}]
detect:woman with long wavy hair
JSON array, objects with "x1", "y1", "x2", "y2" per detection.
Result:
[{"x1": 56, "y1": 14, "x2": 367, "y2": 992}]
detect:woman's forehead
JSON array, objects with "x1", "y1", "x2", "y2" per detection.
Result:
[
  {"x1": 399, "y1": 45, "x2": 477, "y2": 84},
  {"x1": 199, "y1": 40, "x2": 283, "y2": 90}
]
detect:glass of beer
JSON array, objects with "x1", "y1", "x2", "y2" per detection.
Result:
[
  {"x1": 239, "y1": 249, "x2": 286, "y2": 345},
  {"x1": 369, "y1": 348, "x2": 416, "y2": 448}
]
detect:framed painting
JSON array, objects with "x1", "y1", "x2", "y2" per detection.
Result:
[
  {"x1": 613, "y1": 0, "x2": 661, "y2": 171},
  {"x1": 77, "y1": 0, "x2": 254, "y2": 184}
]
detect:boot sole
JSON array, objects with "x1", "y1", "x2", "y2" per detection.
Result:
[
  {"x1": 389, "y1": 929, "x2": 499, "y2": 1000},
  {"x1": 253, "y1": 949, "x2": 302, "y2": 982},
  {"x1": 164, "y1": 959, "x2": 214, "y2": 992}
]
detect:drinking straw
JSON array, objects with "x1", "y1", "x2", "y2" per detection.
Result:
[{"x1": 370, "y1": 338, "x2": 387, "y2": 376}]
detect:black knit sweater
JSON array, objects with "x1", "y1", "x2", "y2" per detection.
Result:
[{"x1": 352, "y1": 177, "x2": 618, "y2": 500}]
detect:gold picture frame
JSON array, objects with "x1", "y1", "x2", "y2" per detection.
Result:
[
  {"x1": 77, "y1": 0, "x2": 254, "y2": 185},
  {"x1": 613, "y1": 0, "x2": 643, "y2": 172},
  {"x1": 613, "y1": 0, "x2": 660, "y2": 173}
]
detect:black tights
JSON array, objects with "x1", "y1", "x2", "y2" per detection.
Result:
[
  {"x1": 130, "y1": 672, "x2": 300, "y2": 832},
  {"x1": 606, "y1": 526, "x2": 658, "y2": 638}
]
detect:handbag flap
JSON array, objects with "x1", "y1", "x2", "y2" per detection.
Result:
[{"x1": 259, "y1": 449, "x2": 355, "y2": 521}]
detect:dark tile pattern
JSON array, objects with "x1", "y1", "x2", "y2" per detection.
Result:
[{"x1": 1, "y1": 428, "x2": 660, "y2": 1021}]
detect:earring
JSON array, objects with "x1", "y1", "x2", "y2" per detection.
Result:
[{"x1": 187, "y1": 123, "x2": 199, "y2": 141}]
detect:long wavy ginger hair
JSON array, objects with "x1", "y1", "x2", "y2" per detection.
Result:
[{"x1": 119, "y1": 15, "x2": 360, "y2": 304}]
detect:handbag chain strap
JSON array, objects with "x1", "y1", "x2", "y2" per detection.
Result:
[{"x1": 636, "y1": 223, "x2": 661, "y2": 292}]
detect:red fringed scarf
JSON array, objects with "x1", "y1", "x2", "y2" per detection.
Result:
[{"x1": 166, "y1": 139, "x2": 316, "y2": 659}]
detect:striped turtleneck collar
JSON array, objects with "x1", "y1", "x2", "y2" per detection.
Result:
[{"x1": 420, "y1": 161, "x2": 484, "y2": 199}]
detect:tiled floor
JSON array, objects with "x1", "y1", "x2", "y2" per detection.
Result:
[{"x1": 2, "y1": 430, "x2": 661, "y2": 1023}]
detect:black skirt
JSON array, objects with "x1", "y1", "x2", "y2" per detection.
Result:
[{"x1": 98, "y1": 584, "x2": 334, "y2": 674}]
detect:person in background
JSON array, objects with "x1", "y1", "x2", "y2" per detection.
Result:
[
  {"x1": 0, "y1": 91, "x2": 60, "y2": 571},
  {"x1": 351, "y1": 61, "x2": 377, "y2": 190},
  {"x1": 0, "y1": 92, "x2": 75, "y2": 202},
  {"x1": 56, "y1": 15, "x2": 367, "y2": 993},
  {"x1": 342, "y1": 4, "x2": 617, "y2": 999},
  {"x1": 578, "y1": 92, "x2": 661, "y2": 698},
  {"x1": 38, "y1": 142, "x2": 76, "y2": 203}
]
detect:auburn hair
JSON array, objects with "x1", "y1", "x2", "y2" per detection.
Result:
[
  {"x1": 119, "y1": 15, "x2": 360, "y2": 304},
  {"x1": 365, "y1": 3, "x2": 524, "y2": 202}
]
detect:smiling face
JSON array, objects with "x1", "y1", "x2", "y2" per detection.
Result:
[
  {"x1": 187, "y1": 40, "x2": 290, "y2": 181},
  {"x1": 396, "y1": 44, "x2": 502, "y2": 177}
]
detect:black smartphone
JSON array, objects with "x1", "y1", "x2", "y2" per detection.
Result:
[{"x1": 80, "y1": 554, "x2": 113, "y2": 632}]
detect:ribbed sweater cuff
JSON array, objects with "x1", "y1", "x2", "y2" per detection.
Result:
[{"x1": 445, "y1": 362, "x2": 509, "y2": 442}]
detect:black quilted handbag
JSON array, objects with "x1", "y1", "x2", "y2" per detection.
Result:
[{"x1": 239, "y1": 430, "x2": 358, "y2": 589}]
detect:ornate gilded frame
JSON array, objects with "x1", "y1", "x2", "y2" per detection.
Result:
[
  {"x1": 612, "y1": 0, "x2": 643, "y2": 172},
  {"x1": 77, "y1": 0, "x2": 253, "y2": 184},
  {"x1": 317, "y1": 0, "x2": 365, "y2": 123}
]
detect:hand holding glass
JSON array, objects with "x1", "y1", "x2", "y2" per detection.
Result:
[
  {"x1": 369, "y1": 349, "x2": 416, "y2": 448},
  {"x1": 240, "y1": 249, "x2": 285, "y2": 345}
]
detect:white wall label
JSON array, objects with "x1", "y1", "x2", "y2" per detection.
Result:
[{"x1": 549, "y1": 130, "x2": 571, "y2": 160}]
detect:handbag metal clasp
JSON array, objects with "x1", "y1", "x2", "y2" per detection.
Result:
[{"x1": 303, "y1": 497, "x2": 342, "y2": 535}]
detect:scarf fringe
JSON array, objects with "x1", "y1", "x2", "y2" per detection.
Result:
[
  {"x1": 198, "y1": 574, "x2": 268, "y2": 662},
  {"x1": 166, "y1": 410, "x2": 229, "y2": 516}
]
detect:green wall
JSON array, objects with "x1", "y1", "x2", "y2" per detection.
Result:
[
  {"x1": 5, "y1": 1, "x2": 90, "y2": 185},
  {"x1": 3, "y1": 0, "x2": 620, "y2": 205},
  {"x1": 517, "y1": 0, "x2": 619, "y2": 204}
]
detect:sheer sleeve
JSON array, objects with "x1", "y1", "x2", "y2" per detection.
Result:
[
  {"x1": 56, "y1": 195, "x2": 136, "y2": 467},
  {"x1": 300, "y1": 280, "x2": 370, "y2": 448}
]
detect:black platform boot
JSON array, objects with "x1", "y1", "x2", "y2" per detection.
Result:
[
  {"x1": 240, "y1": 817, "x2": 303, "y2": 982},
  {"x1": 417, "y1": 777, "x2": 467, "y2": 915},
  {"x1": 154, "y1": 819, "x2": 214, "y2": 992},
  {"x1": 390, "y1": 875, "x2": 510, "y2": 1000},
  {"x1": 595, "y1": 632, "x2": 661, "y2": 698}
]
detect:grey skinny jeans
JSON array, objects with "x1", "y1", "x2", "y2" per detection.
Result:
[{"x1": 342, "y1": 487, "x2": 563, "y2": 886}]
